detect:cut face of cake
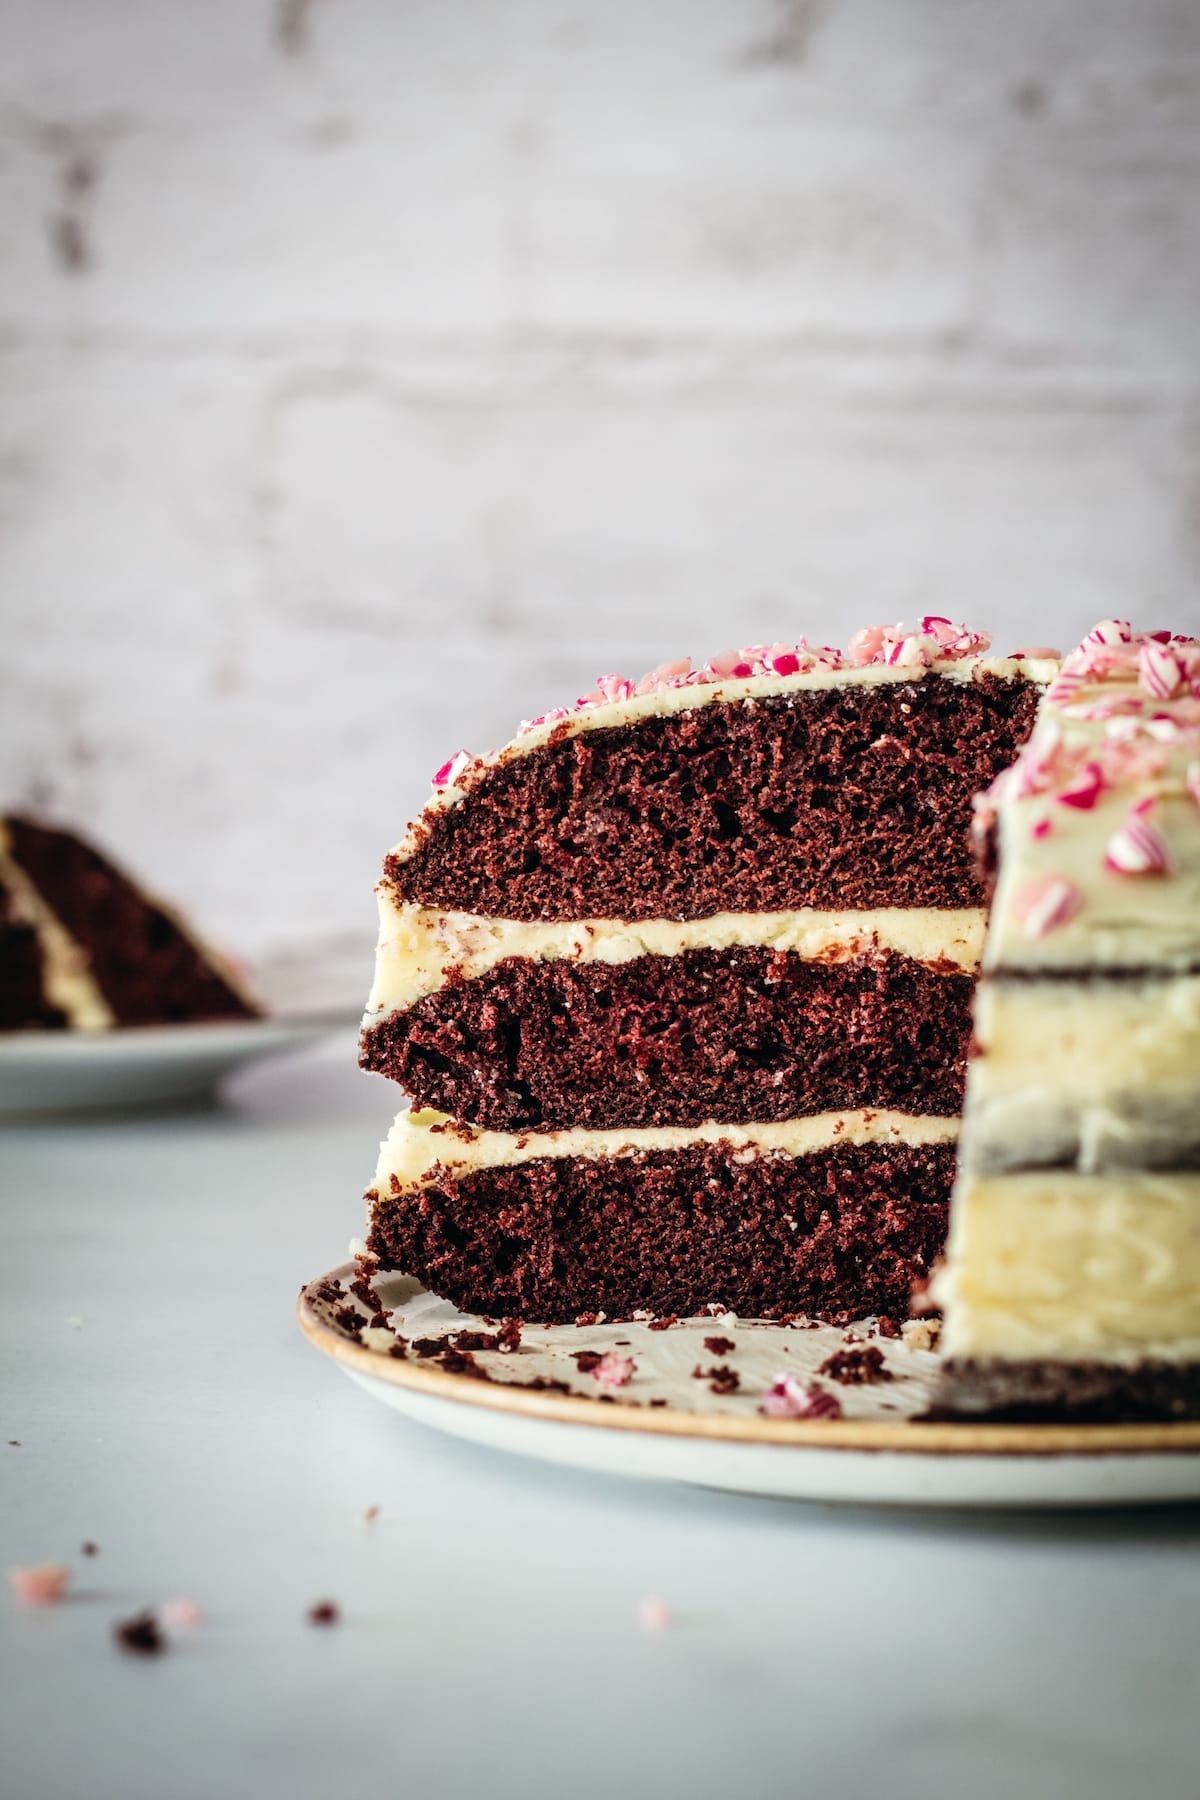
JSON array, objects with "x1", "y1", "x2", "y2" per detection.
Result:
[
  {"x1": 367, "y1": 1109, "x2": 958, "y2": 1323},
  {"x1": 933, "y1": 622, "x2": 1200, "y2": 1420},
  {"x1": 0, "y1": 815, "x2": 260, "y2": 1031},
  {"x1": 359, "y1": 623, "x2": 1055, "y2": 1323}
]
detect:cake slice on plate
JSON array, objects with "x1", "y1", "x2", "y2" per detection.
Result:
[
  {"x1": 358, "y1": 622, "x2": 1054, "y2": 1323},
  {"x1": 0, "y1": 815, "x2": 259, "y2": 1031},
  {"x1": 933, "y1": 621, "x2": 1200, "y2": 1419}
]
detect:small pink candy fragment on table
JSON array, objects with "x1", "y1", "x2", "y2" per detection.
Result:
[
  {"x1": 1105, "y1": 813, "x2": 1171, "y2": 876},
  {"x1": 591, "y1": 1351, "x2": 635, "y2": 1390},
  {"x1": 9, "y1": 1563, "x2": 70, "y2": 1606},
  {"x1": 759, "y1": 1375, "x2": 843, "y2": 1420},
  {"x1": 160, "y1": 1598, "x2": 205, "y2": 1632},
  {"x1": 1013, "y1": 875, "x2": 1084, "y2": 940},
  {"x1": 638, "y1": 1595, "x2": 673, "y2": 1633}
]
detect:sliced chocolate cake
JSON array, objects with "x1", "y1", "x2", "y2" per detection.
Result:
[
  {"x1": 933, "y1": 621, "x2": 1200, "y2": 1421},
  {"x1": 0, "y1": 815, "x2": 259, "y2": 1031},
  {"x1": 358, "y1": 622, "x2": 1054, "y2": 1323}
]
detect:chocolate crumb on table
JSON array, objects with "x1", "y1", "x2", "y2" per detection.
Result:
[
  {"x1": 308, "y1": 1601, "x2": 340, "y2": 1626},
  {"x1": 113, "y1": 1611, "x2": 166, "y2": 1656},
  {"x1": 818, "y1": 1345, "x2": 893, "y2": 1385},
  {"x1": 81, "y1": 1542, "x2": 98, "y2": 1557}
]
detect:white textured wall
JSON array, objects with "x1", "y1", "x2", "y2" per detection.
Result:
[{"x1": 2, "y1": 0, "x2": 1199, "y2": 992}]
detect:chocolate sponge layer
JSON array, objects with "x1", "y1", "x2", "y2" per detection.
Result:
[
  {"x1": 366, "y1": 1137, "x2": 954, "y2": 1323},
  {"x1": 933, "y1": 1357, "x2": 1200, "y2": 1423},
  {"x1": 389, "y1": 677, "x2": 1041, "y2": 922},
  {"x1": 362, "y1": 947, "x2": 974, "y2": 1132}
]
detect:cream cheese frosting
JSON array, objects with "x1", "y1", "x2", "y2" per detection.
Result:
[
  {"x1": 373, "y1": 1106, "x2": 960, "y2": 1193},
  {"x1": 976, "y1": 624, "x2": 1200, "y2": 973},
  {"x1": 962, "y1": 975, "x2": 1200, "y2": 1173},
  {"x1": 935, "y1": 1171, "x2": 1200, "y2": 1365},
  {"x1": 0, "y1": 820, "x2": 113, "y2": 1030},
  {"x1": 936, "y1": 620, "x2": 1200, "y2": 1388},
  {"x1": 363, "y1": 898, "x2": 986, "y2": 1020}
]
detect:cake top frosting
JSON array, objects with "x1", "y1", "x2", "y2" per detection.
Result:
[
  {"x1": 980, "y1": 619, "x2": 1200, "y2": 971},
  {"x1": 420, "y1": 618, "x2": 1055, "y2": 818}
]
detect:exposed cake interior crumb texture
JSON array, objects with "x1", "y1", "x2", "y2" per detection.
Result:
[
  {"x1": 366, "y1": 1139, "x2": 954, "y2": 1323},
  {"x1": 362, "y1": 946, "x2": 974, "y2": 1130},
  {"x1": 389, "y1": 678, "x2": 1043, "y2": 921}
]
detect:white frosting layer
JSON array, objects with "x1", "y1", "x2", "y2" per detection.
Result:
[
  {"x1": 0, "y1": 821, "x2": 113, "y2": 1030},
  {"x1": 935, "y1": 1170, "x2": 1200, "y2": 1364},
  {"x1": 986, "y1": 780, "x2": 1200, "y2": 974},
  {"x1": 363, "y1": 897, "x2": 985, "y2": 1020},
  {"x1": 962, "y1": 974, "x2": 1200, "y2": 1172},
  {"x1": 397, "y1": 654, "x2": 1056, "y2": 861},
  {"x1": 373, "y1": 1106, "x2": 959, "y2": 1193}
]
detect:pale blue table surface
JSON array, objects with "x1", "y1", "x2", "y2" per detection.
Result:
[{"x1": 3, "y1": 1036, "x2": 1199, "y2": 1800}]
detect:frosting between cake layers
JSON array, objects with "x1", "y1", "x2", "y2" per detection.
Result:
[
  {"x1": 395, "y1": 650, "x2": 1059, "y2": 861},
  {"x1": 373, "y1": 1106, "x2": 960, "y2": 1191},
  {"x1": 363, "y1": 899, "x2": 986, "y2": 1019},
  {"x1": 935, "y1": 1170, "x2": 1200, "y2": 1364},
  {"x1": 0, "y1": 821, "x2": 114, "y2": 1030}
]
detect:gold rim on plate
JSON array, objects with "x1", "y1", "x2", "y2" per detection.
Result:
[{"x1": 298, "y1": 1268, "x2": 1200, "y2": 1459}]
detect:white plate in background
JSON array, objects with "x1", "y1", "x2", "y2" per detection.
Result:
[{"x1": 0, "y1": 1013, "x2": 357, "y2": 1117}]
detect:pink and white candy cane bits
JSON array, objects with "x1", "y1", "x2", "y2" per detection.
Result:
[
  {"x1": 758, "y1": 1375, "x2": 843, "y2": 1420},
  {"x1": 1105, "y1": 809, "x2": 1172, "y2": 876},
  {"x1": 1013, "y1": 874, "x2": 1085, "y2": 940},
  {"x1": 1139, "y1": 639, "x2": 1185, "y2": 701},
  {"x1": 9, "y1": 1563, "x2": 70, "y2": 1606},
  {"x1": 1056, "y1": 761, "x2": 1106, "y2": 811},
  {"x1": 591, "y1": 1351, "x2": 635, "y2": 1390},
  {"x1": 431, "y1": 749, "x2": 472, "y2": 790}
]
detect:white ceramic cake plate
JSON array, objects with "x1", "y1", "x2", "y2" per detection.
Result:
[
  {"x1": 0, "y1": 1013, "x2": 356, "y2": 1117},
  {"x1": 299, "y1": 1265, "x2": 1200, "y2": 1510}
]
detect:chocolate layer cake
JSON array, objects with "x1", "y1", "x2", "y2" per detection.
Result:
[
  {"x1": 0, "y1": 815, "x2": 259, "y2": 1031},
  {"x1": 357, "y1": 622, "x2": 1054, "y2": 1322},
  {"x1": 932, "y1": 621, "x2": 1200, "y2": 1421},
  {"x1": 367, "y1": 1109, "x2": 957, "y2": 1323}
]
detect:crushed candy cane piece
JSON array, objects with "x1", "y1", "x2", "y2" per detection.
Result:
[
  {"x1": 638, "y1": 1594, "x2": 673, "y2": 1632},
  {"x1": 1139, "y1": 639, "x2": 1185, "y2": 701},
  {"x1": 591, "y1": 1351, "x2": 635, "y2": 1389},
  {"x1": 432, "y1": 750, "x2": 472, "y2": 789},
  {"x1": 9, "y1": 1563, "x2": 70, "y2": 1606},
  {"x1": 1083, "y1": 618, "x2": 1132, "y2": 650},
  {"x1": 160, "y1": 1598, "x2": 205, "y2": 1632},
  {"x1": 759, "y1": 1375, "x2": 843, "y2": 1420},
  {"x1": 1105, "y1": 813, "x2": 1171, "y2": 875},
  {"x1": 1013, "y1": 875, "x2": 1084, "y2": 939},
  {"x1": 1056, "y1": 761, "x2": 1105, "y2": 810}
]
